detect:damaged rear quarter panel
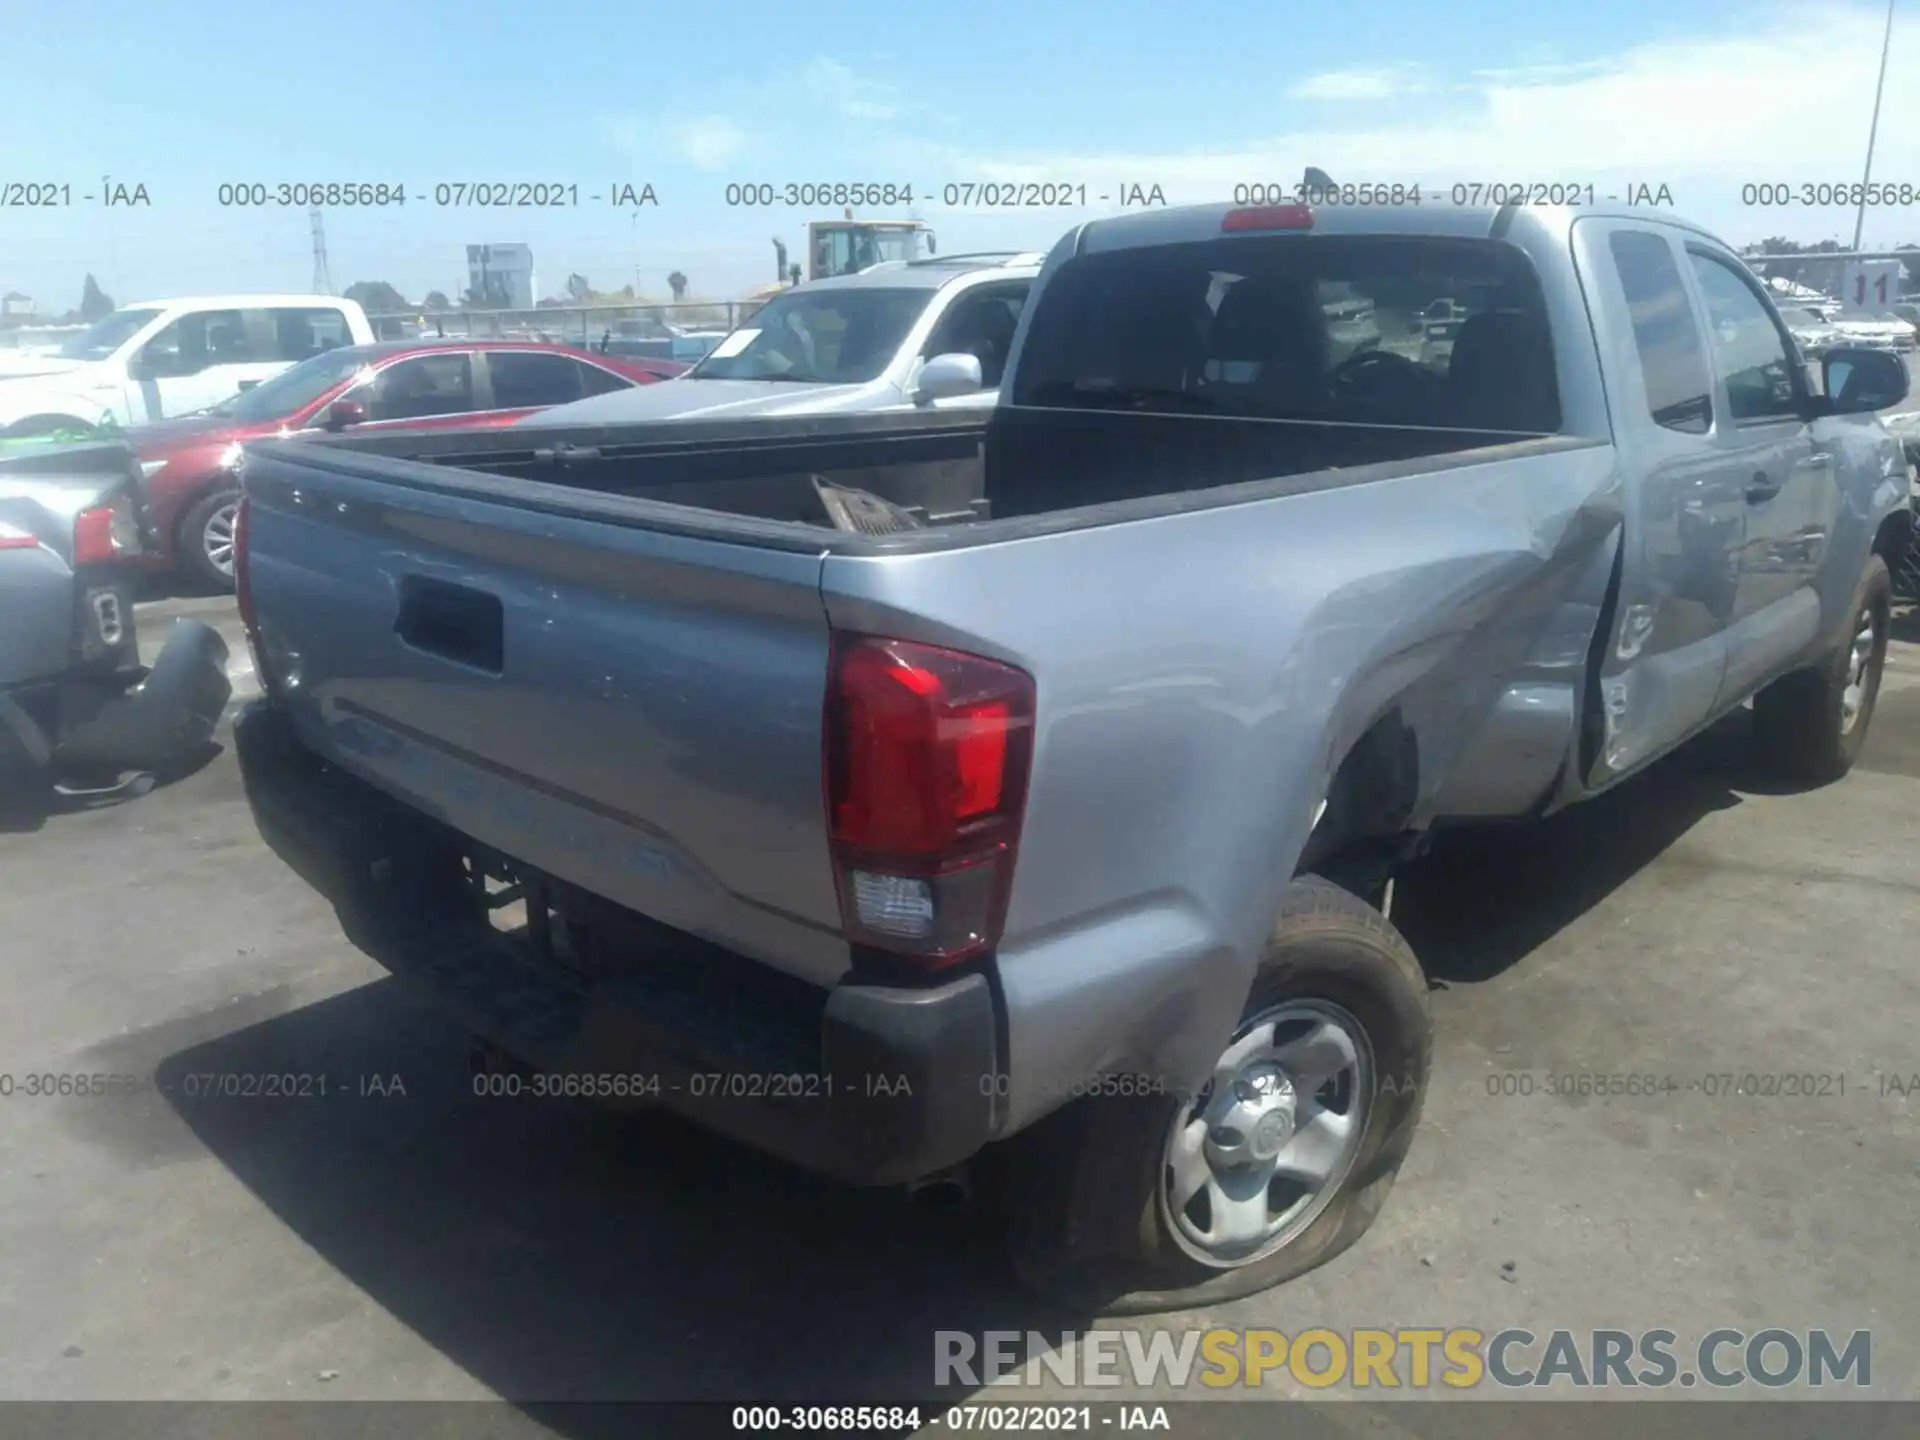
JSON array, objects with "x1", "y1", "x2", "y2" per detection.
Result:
[{"x1": 820, "y1": 440, "x2": 1623, "y2": 1131}]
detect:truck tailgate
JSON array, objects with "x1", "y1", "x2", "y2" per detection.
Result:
[{"x1": 242, "y1": 452, "x2": 850, "y2": 988}]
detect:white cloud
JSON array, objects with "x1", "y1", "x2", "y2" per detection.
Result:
[
  {"x1": 1288, "y1": 66, "x2": 1426, "y2": 101},
  {"x1": 664, "y1": 115, "x2": 753, "y2": 170},
  {"x1": 602, "y1": 112, "x2": 753, "y2": 169},
  {"x1": 805, "y1": 56, "x2": 902, "y2": 121},
  {"x1": 906, "y1": 4, "x2": 1920, "y2": 244}
]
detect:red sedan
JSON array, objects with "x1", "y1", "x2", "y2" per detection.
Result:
[{"x1": 131, "y1": 340, "x2": 687, "y2": 589}]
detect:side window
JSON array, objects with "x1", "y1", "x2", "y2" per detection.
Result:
[
  {"x1": 1687, "y1": 252, "x2": 1801, "y2": 423},
  {"x1": 488, "y1": 351, "x2": 588, "y2": 408},
  {"x1": 139, "y1": 309, "x2": 255, "y2": 375},
  {"x1": 575, "y1": 359, "x2": 631, "y2": 397},
  {"x1": 924, "y1": 284, "x2": 1028, "y2": 388},
  {"x1": 1606, "y1": 231, "x2": 1714, "y2": 434},
  {"x1": 363, "y1": 354, "x2": 475, "y2": 421},
  {"x1": 265, "y1": 307, "x2": 351, "y2": 362}
]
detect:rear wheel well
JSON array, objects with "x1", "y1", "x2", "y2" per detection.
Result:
[
  {"x1": 3, "y1": 413, "x2": 94, "y2": 438},
  {"x1": 1874, "y1": 506, "x2": 1918, "y2": 601},
  {"x1": 1295, "y1": 708, "x2": 1422, "y2": 903}
]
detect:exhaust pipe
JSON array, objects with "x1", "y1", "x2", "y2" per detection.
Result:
[{"x1": 906, "y1": 1164, "x2": 973, "y2": 1211}]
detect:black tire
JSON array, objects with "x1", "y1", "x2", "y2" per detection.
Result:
[
  {"x1": 983, "y1": 877, "x2": 1431, "y2": 1314},
  {"x1": 177, "y1": 488, "x2": 242, "y2": 593},
  {"x1": 1751, "y1": 556, "x2": 1891, "y2": 785}
]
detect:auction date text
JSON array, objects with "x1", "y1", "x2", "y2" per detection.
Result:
[
  {"x1": 1486, "y1": 1070, "x2": 1920, "y2": 1099},
  {"x1": 213, "y1": 182, "x2": 660, "y2": 208},
  {"x1": 1, "y1": 180, "x2": 149, "y2": 207},
  {"x1": 1742, "y1": 182, "x2": 1920, "y2": 207}
]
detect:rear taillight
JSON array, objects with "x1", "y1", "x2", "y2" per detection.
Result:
[
  {"x1": 824, "y1": 633, "x2": 1035, "y2": 968},
  {"x1": 0, "y1": 522, "x2": 40, "y2": 551},
  {"x1": 72, "y1": 497, "x2": 140, "y2": 565}
]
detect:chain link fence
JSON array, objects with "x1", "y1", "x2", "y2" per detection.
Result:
[{"x1": 365, "y1": 300, "x2": 767, "y2": 348}]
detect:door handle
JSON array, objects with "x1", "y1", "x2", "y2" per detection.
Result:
[{"x1": 1746, "y1": 472, "x2": 1781, "y2": 503}]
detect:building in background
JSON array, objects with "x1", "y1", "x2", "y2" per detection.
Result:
[
  {"x1": 1, "y1": 292, "x2": 36, "y2": 323},
  {"x1": 466, "y1": 244, "x2": 535, "y2": 310}
]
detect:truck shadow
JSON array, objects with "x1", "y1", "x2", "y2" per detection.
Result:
[
  {"x1": 1393, "y1": 710, "x2": 1762, "y2": 986},
  {"x1": 120, "y1": 982, "x2": 1088, "y2": 1418}
]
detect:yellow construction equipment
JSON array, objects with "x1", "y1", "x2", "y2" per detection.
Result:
[{"x1": 764, "y1": 210, "x2": 937, "y2": 291}]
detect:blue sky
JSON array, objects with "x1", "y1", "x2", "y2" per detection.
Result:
[{"x1": 3, "y1": 0, "x2": 1917, "y2": 312}]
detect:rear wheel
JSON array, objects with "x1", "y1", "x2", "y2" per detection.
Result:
[
  {"x1": 1752, "y1": 556, "x2": 1891, "y2": 785},
  {"x1": 986, "y1": 877, "x2": 1431, "y2": 1313},
  {"x1": 178, "y1": 488, "x2": 241, "y2": 592}
]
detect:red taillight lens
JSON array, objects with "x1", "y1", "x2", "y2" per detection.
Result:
[
  {"x1": 1222, "y1": 204, "x2": 1314, "y2": 232},
  {"x1": 825, "y1": 634, "x2": 1035, "y2": 966},
  {"x1": 72, "y1": 505, "x2": 117, "y2": 565},
  {"x1": 0, "y1": 523, "x2": 40, "y2": 551}
]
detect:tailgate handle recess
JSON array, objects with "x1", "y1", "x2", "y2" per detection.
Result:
[{"x1": 395, "y1": 577, "x2": 505, "y2": 674}]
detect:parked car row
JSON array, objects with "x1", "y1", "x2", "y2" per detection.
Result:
[
  {"x1": 1777, "y1": 300, "x2": 1919, "y2": 357},
  {"x1": 51, "y1": 251, "x2": 1915, "y2": 599},
  {"x1": 132, "y1": 340, "x2": 684, "y2": 588}
]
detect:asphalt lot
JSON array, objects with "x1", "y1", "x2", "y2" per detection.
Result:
[{"x1": 0, "y1": 587, "x2": 1917, "y2": 1424}]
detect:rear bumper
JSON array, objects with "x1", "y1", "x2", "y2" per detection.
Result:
[{"x1": 233, "y1": 701, "x2": 1000, "y2": 1186}]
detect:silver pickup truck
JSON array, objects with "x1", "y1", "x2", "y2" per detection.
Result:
[{"x1": 230, "y1": 200, "x2": 1912, "y2": 1314}]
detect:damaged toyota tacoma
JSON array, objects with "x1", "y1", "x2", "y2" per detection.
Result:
[{"x1": 228, "y1": 201, "x2": 1911, "y2": 1312}]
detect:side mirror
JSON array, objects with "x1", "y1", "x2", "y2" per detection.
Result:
[
  {"x1": 236, "y1": 379, "x2": 260, "y2": 392},
  {"x1": 125, "y1": 356, "x2": 155, "y2": 383},
  {"x1": 321, "y1": 399, "x2": 367, "y2": 431},
  {"x1": 1822, "y1": 346, "x2": 1909, "y2": 414},
  {"x1": 912, "y1": 352, "x2": 983, "y2": 405}
]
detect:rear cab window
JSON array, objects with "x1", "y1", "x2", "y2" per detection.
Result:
[{"x1": 1009, "y1": 233, "x2": 1562, "y2": 434}]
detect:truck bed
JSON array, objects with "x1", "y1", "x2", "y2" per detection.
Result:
[{"x1": 269, "y1": 406, "x2": 1586, "y2": 547}]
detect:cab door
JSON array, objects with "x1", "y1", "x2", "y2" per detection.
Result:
[
  {"x1": 1680, "y1": 247, "x2": 1834, "y2": 708},
  {"x1": 1571, "y1": 219, "x2": 1746, "y2": 783}
]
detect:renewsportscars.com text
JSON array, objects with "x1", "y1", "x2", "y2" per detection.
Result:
[{"x1": 936, "y1": 1327, "x2": 1872, "y2": 1390}]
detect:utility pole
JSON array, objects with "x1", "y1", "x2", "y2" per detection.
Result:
[
  {"x1": 1854, "y1": 0, "x2": 1897, "y2": 252},
  {"x1": 309, "y1": 208, "x2": 333, "y2": 295}
]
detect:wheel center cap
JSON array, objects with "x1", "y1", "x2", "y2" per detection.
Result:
[{"x1": 1250, "y1": 1108, "x2": 1293, "y2": 1159}]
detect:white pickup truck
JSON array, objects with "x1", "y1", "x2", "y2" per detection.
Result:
[{"x1": 0, "y1": 295, "x2": 376, "y2": 437}]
